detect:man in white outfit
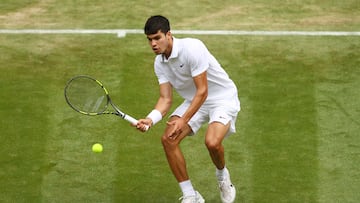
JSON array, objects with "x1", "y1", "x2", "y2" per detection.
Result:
[{"x1": 136, "y1": 15, "x2": 240, "y2": 203}]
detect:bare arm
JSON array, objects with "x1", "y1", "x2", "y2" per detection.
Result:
[
  {"x1": 154, "y1": 82, "x2": 173, "y2": 118},
  {"x1": 167, "y1": 71, "x2": 208, "y2": 137},
  {"x1": 136, "y1": 82, "x2": 173, "y2": 130},
  {"x1": 181, "y1": 71, "x2": 208, "y2": 123}
]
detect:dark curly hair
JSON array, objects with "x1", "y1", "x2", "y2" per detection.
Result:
[{"x1": 144, "y1": 15, "x2": 170, "y2": 35}]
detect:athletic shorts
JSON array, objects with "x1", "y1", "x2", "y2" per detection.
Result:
[{"x1": 170, "y1": 97, "x2": 240, "y2": 137}]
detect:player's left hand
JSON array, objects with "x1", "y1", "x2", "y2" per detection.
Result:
[{"x1": 166, "y1": 118, "x2": 186, "y2": 139}]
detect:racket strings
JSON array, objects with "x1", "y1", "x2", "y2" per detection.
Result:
[{"x1": 65, "y1": 77, "x2": 108, "y2": 114}]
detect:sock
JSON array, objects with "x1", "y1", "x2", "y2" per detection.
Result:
[
  {"x1": 179, "y1": 180, "x2": 196, "y2": 197},
  {"x1": 216, "y1": 166, "x2": 229, "y2": 181}
]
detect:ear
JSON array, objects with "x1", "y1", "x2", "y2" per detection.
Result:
[{"x1": 166, "y1": 31, "x2": 172, "y2": 38}]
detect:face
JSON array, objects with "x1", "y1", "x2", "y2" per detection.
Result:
[{"x1": 146, "y1": 30, "x2": 172, "y2": 57}]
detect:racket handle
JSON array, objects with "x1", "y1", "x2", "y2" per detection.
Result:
[
  {"x1": 144, "y1": 125, "x2": 150, "y2": 131},
  {"x1": 124, "y1": 114, "x2": 149, "y2": 131}
]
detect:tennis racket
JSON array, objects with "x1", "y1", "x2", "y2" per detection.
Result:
[{"x1": 64, "y1": 75, "x2": 148, "y2": 130}]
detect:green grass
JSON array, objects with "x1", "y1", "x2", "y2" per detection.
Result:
[
  {"x1": 0, "y1": 0, "x2": 359, "y2": 30},
  {"x1": 1, "y1": 1, "x2": 360, "y2": 203}
]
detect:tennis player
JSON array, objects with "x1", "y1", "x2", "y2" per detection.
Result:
[{"x1": 136, "y1": 15, "x2": 240, "y2": 203}]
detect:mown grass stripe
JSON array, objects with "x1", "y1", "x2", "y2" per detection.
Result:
[
  {"x1": 249, "y1": 65, "x2": 318, "y2": 202},
  {"x1": 0, "y1": 29, "x2": 360, "y2": 36},
  {"x1": 314, "y1": 39, "x2": 360, "y2": 202}
]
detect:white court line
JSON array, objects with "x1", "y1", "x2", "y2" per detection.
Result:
[{"x1": 0, "y1": 29, "x2": 360, "y2": 36}]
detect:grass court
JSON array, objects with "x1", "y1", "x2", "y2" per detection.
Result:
[{"x1": 0, "y1": 1, "x2": 359, "y2": 202}]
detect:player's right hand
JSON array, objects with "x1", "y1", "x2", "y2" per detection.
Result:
[{"x1": 136, "y1": 118, "x2": 152, "y2": 132}]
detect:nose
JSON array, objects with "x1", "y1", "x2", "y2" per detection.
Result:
[{"x1": 150, "y1": 40, "x2": 157, "y2": 47}]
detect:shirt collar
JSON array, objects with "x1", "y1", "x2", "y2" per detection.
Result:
[{"x1": 162, "y1": 37, "x2": 179, "y2": 62}]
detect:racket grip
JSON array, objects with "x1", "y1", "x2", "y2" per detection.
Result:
[{"x1": 124, "y1": 114, "x2": 149, "y2": 131}]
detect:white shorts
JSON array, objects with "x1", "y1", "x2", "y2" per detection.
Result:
[{"x1": 170, "y1": 98, "x2": 240, "y2": 137}]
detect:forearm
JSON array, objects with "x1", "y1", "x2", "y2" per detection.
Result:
[
  {"x1": 182, "y1": 88, "x2": 208, "y2": 123},
  {"x1": 182, "y1": 71, "x2": 208, "y2": 123},
  {"x1": 146, "y1": 82, "x2": 173, "y2": 126},
  {"x1": 154, "y1": 96, "x2": 172, "y2": 117}
]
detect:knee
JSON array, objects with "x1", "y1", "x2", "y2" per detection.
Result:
[
  {"x1": 161, "y1": 134, "x2": 168, "y2": 146},
  {"x1": 205, "y1": 138, "x2": 221, "y2": 152},
  {"x1": 161, "y1": 134, "x2": 177, "y2": 150}
]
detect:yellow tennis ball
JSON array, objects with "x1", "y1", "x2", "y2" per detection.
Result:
[{"x1": 92, "y1": 143, "x2": 103, "y2": 153}]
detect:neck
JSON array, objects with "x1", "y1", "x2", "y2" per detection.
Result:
[{"x1": 164, "y1": 37, "x2": 173, "y2": 59}]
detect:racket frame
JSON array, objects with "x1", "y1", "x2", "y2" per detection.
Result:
[{"x1": 64, "y1": 75, "x2": 140, "y2": 126}]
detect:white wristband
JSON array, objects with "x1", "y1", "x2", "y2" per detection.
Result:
[{"x1": 146, "y1": 109, "x2": 162, "y2": 126}]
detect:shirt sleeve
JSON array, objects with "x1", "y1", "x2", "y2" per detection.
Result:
[
  {"x1": 154, "y1": 59, "x2": 169, "y2": 84},
  {"x1": 186, "y1": 39, "x2": 209, "y2": 77}
]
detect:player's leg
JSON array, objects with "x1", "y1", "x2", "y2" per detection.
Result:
[
  {"x1": 161, "y1": 116, "x2": 204, "y2": 202},
  {"x1": 161, "y1": 115, "x2": 192, "y2": 182},
  {"x1": 205, "y1": 121, "x2": 230, "y2": 170},
  {"x1": 205, "y1": 120, "x2": 236, "y2": 203}
]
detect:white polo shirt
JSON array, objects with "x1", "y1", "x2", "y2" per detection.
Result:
[{"x1": 154, "y1": 37, "x2": 238, "y2": 103}]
